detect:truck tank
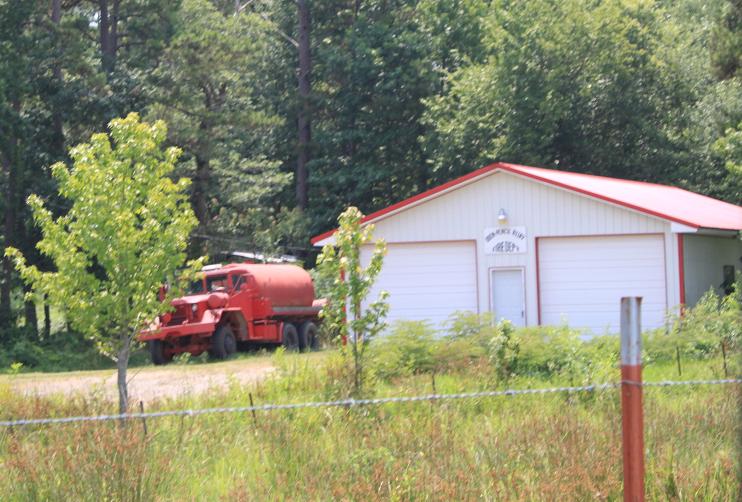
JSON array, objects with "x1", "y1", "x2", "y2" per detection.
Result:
[{"x1": 242, "y1": 264, "x2": 316, "y2": 308}]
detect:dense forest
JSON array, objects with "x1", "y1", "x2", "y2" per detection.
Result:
[{"x1": 0, "y1": 0, "x2": 740, "y2": 338}]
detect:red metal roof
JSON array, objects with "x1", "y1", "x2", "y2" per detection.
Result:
[{"x1": 311, "y1": 162, "x2": 742, "y2": 244}]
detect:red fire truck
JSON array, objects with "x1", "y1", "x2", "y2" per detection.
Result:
[{"x1": 139, "y1": 262, "x2": 325, "y2": 365}]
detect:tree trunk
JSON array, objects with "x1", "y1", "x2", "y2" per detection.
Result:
[
  {"x1": 296, "y1": 0, "x2": 312, "y2": 211},
  {"x1": 99, "y1": 0, "x2": 110, "y2": 67},
  {"x1": 0, "y1": 151, "x2": 15, "y2": 327},
  {"x1": 192, "y1": 155, "x2": 210, "y2": 229},
  {"x1": 98, "y1": 0, "x2": 118, "y2": 74},
  {"x1": 51, "y1": 0, "x2": 61, "y2": 31},
  {"x1": 50, "y1": 0, "x2": 65, "y2": 155},
  {"x1": 22, "y1": 284, "x2": 38, "y2": 338},
  {"x1": 43, "y1": 297, "x2": 51, "y2": 339},
  {"x1": 117, "y1": 334, "x2": 131, "y2": 415}
]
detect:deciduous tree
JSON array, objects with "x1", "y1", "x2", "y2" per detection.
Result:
[
  {"x1": 6, "y1": 114, "x2": 203, "y2": 414},
  {"x1": 147, "y1": 0, "x2": 288, "y2": 254},
  {"x1": 317, "y1": 206, "x2": 388, "y2": 395},
  {"x1": 422, "y1": 0, "x2": 694, "y2": 186}
]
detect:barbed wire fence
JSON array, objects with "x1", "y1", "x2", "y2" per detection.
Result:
[{"x1": 1, "y1": 378, "x2": 739, "y2": 428}]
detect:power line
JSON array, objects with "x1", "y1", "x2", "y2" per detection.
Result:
[{"x1": 191, "y1": 233, "x2": 314, "y2": 253}]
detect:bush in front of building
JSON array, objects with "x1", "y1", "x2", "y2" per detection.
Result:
[
  {"x1": 643, "y1": 285, "x2": 740, "y2": 374},
  {"x1": 371, "y1": 321, "x2": 438, "y2": 380},
  {"x1": 369, "y1": 290, "x2": 740, "y2": 387}
]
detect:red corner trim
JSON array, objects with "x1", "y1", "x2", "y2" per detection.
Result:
[{"x1": 677, "y1": 234, "x2": 686, "y2": 305}]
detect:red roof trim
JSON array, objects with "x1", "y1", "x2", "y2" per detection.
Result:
[
  {"x1": 310, "y1": 164, "x2": 499, "y2": 244},
  {"x1": 494, "y1": 163, "x2": 701, "y2": 229},
  {"x1": 311, "y1": 162, "x2": 741, "y2": 244}
]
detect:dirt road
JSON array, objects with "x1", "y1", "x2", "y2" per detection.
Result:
[{"x1": 2, "y1": 356, "x2": 277, "y2": 402}]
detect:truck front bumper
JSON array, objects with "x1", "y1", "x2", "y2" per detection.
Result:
[{"x1": 139, "y1": 321, "x2": 217, "y2": 342}]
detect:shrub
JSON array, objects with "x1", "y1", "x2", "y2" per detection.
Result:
[
  {"x1": 435, "y1": 312, "x2": 497, "y2": 373},
  {"x1": 515, "y1": 324, "x2": 584, "y2": 376},
  {"x1": 371, "y1": 321, "x2": 437, "y2": 379},
  {"x1": 316, "y1": 206, "x2": 389, "y2": 397},
  {"x1": 445, "y1": 311, "x2": 497, "y2": 348},
  {"x1": 430, "y1": 336, "x2": 487, "y2": 373},
  {"x1": 488, "y1": 320, "x2": 520, "y2": 382},
  {"x1": 0, "y1": 331, "x2": 112, "y2": 373},
  {"x1": 645, "y1": 287, "x2": 742, "y2": 368}
]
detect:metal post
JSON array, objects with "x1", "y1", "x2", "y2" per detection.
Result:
[{"x1": 620, "y1": 297, "x2": 645, "y2": 502}]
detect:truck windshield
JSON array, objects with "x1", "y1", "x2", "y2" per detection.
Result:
[
  {"x1": 206, "y1": 275, "x2": 229, "y2": 292},
  {"x1": 187, "y1": 279, "x2": 204, "y2": 295}
]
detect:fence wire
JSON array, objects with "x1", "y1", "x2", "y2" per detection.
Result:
[{"x1": 1, "y1": 378, "x2": 739, "y2": 428}]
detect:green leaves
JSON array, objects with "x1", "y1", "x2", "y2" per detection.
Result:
[
  {"x1": 146, "y1": 0, "x2": 288, "y2": 252},
  {"x1": 5, "y1": 113, "x2": 203, "y2": 360},
  {"x1": 422, "y1": 0, "x2": 703, "y2": 185},
  {"x1": 714, "y1": 122, "x2": 742, "y2": 176},
  {"x1": 317, "y1": 206, "x2": 389, "y2": 395}
]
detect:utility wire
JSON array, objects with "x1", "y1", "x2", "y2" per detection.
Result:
[{"x1": 1, "y1": 379, "x2": 739, "y2": 428}]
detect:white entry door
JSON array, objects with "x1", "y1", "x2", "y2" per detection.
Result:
[{"x1": 491, "y1": 269, "x2": 525, "y2": 327}]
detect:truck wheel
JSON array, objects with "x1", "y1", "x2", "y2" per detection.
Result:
[
  {"x1": 149, "y1": 340, "x2": 172, "y2": 365},
  {"x1": 210, "y1": 325, "x2": 236, "y2": 360},
  {"x1": 299, "y1": 322, "x2": 319, "y2": 352},
  {"x1": 282, "y1": 323, "x2": 299, "y2": 352}
]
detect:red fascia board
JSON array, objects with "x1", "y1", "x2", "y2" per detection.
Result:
[
  {"x1": 310, "y1": 163, "x2": 499, "y2": 244},
  {"x1": 494, "y1": 163, "x2": 702, "y2": 230},
  {"x1": 309, "y1": 162, "x2": 724, "y2": 245}
]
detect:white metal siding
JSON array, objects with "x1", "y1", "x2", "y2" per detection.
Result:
[
  {"x1": 538, "y1": 235, "x2": 667, "y2": 333},
  {"x1": 362, "y1": 171, "x2": 674, "y2": 326},
  {"x1": 361, "y1": 241, "x2": 478, "y2": 330},
  {"x1": 683, "y1": 235, "x2": 742, "y2": 305}
]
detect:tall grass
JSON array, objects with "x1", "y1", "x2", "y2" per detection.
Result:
[
  {"x1": 2, "y1": 290, "x2": 740, "y2": 500},
  {"x1": 0, "y1": 352, "x2": 738, "y2": 501}
]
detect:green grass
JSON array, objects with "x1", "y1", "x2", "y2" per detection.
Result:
[{"x1": 0, "y1": 352, "x2": 738, "y2": 501}]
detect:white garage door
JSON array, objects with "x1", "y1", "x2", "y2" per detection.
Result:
[
  {"x1": 538, "y1": 235, "x2": 667, "y2": 334},
  {"x1": 361, "y1": 241, "x2": 478, "y2": 330}
]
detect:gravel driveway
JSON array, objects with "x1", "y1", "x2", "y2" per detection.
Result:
[{"x1": 3, "y1": 356, "x2": 276, "y2": 403}]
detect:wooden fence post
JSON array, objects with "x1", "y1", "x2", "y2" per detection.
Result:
[
  {"x1": 621, "y1": 297, "x2": 645, "y2": 502},
  {"x1": 248, "y1": 393, "x2": 258, "y2": 428},
  {"x1": 675, "y1": 345, "x2": 682, "y2": 376},
  {"x1": 139, "y1": 400, "x2": 148, "y2": 437}
]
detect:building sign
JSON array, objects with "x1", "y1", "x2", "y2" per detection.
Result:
[{"x1": 483, "y1": 226, "x2": 527, "y2": 255}]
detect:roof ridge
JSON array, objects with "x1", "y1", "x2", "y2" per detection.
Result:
[
  {"x1": 498, "y1": 162, "x2": 684, "y2": 190},
  {"x1": 311, "y1": 162, "x2": 742, "y2": 244}
]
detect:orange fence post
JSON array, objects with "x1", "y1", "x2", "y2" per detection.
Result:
[{"x1": 620, "y1": 297, "x2": 645, "y2": 502}]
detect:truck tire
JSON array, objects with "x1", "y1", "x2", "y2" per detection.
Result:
[
  {"x1": 282, "y1": 323, "x2": 299, "y2": 352},
  {"x1": 210, "y1": 325, "x2": 236, "y2": 360},
  {"x1": 149, "y1": 340, "x2": 172, "y2": 366},
  {"x1": 299, "y1": 321, "x2": 319, "y2": 352}
]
